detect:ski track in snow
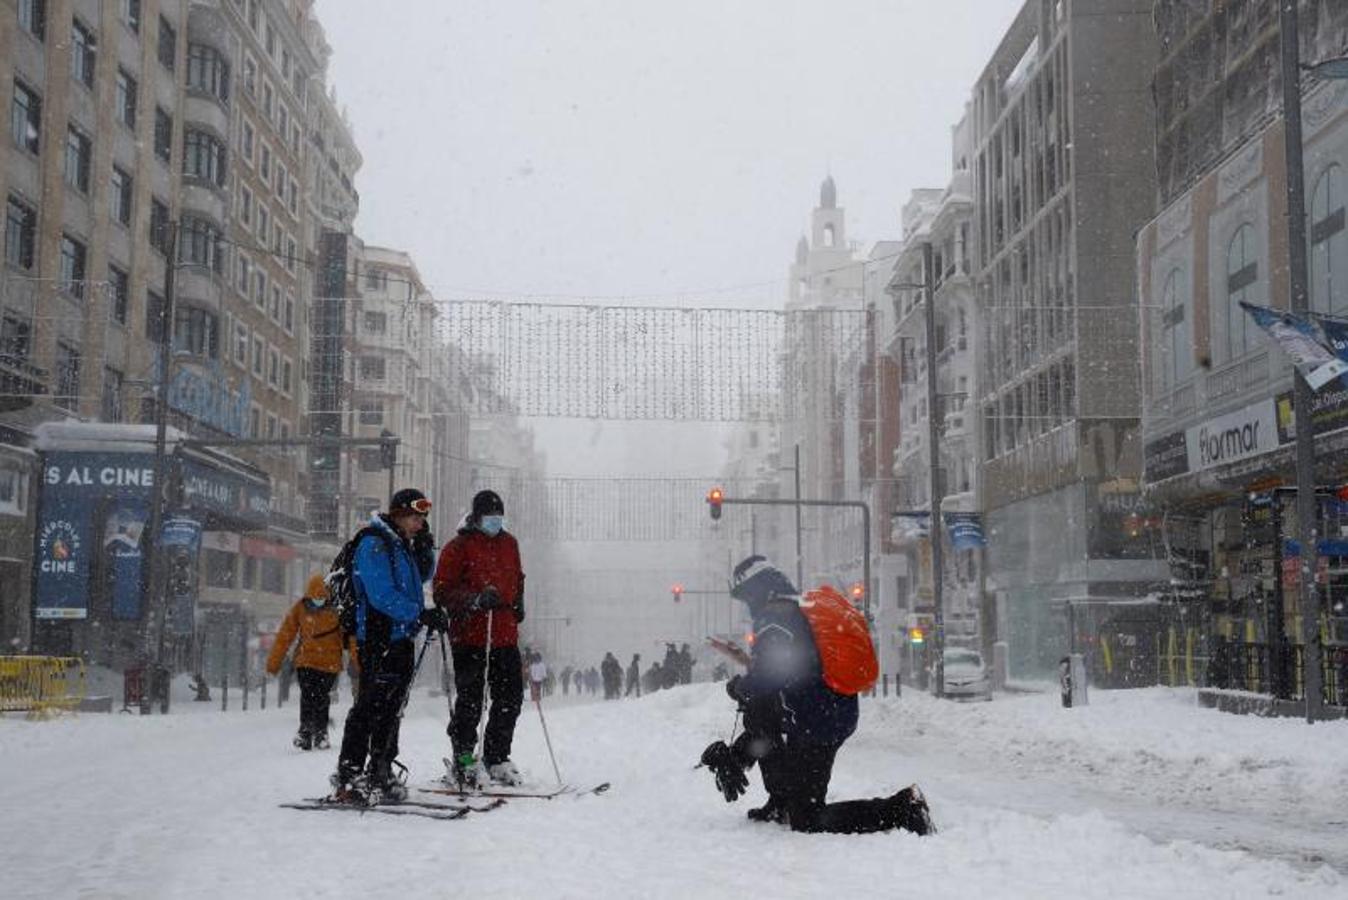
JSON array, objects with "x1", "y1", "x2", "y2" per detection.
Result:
[{"x1": 1, "y1": 683, "x2": 1344, "y2": 899}]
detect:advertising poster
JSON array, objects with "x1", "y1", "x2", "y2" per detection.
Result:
[
  {"x1": 161, "y1": 516, "x2": 203, "y2": 637},
  {"x1": 102, "y1": 500, "x2": 148, "y2": 621}
]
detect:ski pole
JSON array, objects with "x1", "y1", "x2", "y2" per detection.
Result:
[
  {"x1": 534, "y1": 690, "x2": 564, "y2": 786},
  {"x1": 474, "y1": 609, "x2": 494, "y2": 762},
  {"x1": 437, "y1": 630, "x2": 452, "y2": 713}
]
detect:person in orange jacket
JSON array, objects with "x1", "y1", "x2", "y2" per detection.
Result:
[{"x1": 267, "y1": 573, "x2": 358, "y2": 750}]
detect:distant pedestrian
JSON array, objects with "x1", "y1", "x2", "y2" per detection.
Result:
[
  {"x1": 266, "y1": 573, "x2": 357, "y2": 751},
  {"x1": 625, "y1": 653, "x2": 641, "y2": 697}
]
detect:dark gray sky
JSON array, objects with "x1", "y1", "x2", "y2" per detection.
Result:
[{"x1": 318, "y1": 0, "x2": 1024, "y2": 308}]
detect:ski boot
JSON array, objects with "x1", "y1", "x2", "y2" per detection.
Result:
[
  {"x1": 449, "y1": 752, "x2": 485, "y2": 790},
  {"x1": 486, "y1": 759, "x2": 524, "y2": 787},
  {"x1": 328, "y1": 770, "x2": 374, "y2": 806},
  {"x1": 889, "y1": 784, "x2": 935, "y2": 836},
  {"x1": 313, "y1": 732, "x2": 331, "y2": 751},
  {"x1": 368, "y1": 760, "x2": 409, "y2": 803},
  {"x1": 293, "y1": 731, "x2": 313, "y2": 751}
]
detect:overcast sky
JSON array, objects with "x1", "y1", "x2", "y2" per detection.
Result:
[{"x1": 318, "y1": 0, "x2": 1024, "y2": 308}]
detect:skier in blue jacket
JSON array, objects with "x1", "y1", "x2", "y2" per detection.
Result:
[{"x1": 333, "y1": 488, "x2": 444, "y2": 803}]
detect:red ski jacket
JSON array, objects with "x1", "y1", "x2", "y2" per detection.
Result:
[{"x1": 433, "y1": 527, "x2": 524, "y2": 648}]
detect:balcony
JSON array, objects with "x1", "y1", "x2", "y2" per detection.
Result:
[
  {"x1": 184, "y1": 93, "x2": 229, "y2": 141},
  {"x1": 181, "y1": 180, "x2": 226, "y2": 225}
]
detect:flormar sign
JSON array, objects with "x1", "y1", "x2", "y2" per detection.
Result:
[{"x1": 1184, "y1": 399, "x2": 1278, "y2": 474}]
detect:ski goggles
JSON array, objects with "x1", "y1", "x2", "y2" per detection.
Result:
[{"x1": 407, "y1": 497, "x2": 433, "y2": 515}]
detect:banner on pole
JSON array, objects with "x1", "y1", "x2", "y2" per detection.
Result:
[{"x1": 1240, "y1": 301, "x2": 1348, "y2": 390}]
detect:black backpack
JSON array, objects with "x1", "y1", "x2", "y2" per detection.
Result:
[{"x1": 326, "y1": 525, "x2": 396, "y2": 639}]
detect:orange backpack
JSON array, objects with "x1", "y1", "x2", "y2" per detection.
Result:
[{"x1": 798, "y1": 586, "x2": 878, "y2": 696}]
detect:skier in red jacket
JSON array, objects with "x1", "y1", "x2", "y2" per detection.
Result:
[{"x1": 433, "y1": 489, "x2": 526, "y2": 787}]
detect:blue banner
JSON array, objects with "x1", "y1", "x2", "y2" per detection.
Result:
[
  {"x1": 102, "y1": 499, "x2": 148, "y2": 621},
  {"x1": 35, "y1": 452, "x2": 157, "y2": 620},
  {"x1": 161, "y1": 516, "x2": 202, "y2": 637},
  {"x1": 945, "y1": 513, "x2": 988, "y2": 550},
  {"x1": 1240, "y1": 302, "x2": 1348, "y2": 389}
]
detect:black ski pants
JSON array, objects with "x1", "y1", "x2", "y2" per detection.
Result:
[
  {"x1": 338, "y1": 638, "x2": 414, "y2": 780},
  {"x1": 448, "y1": 644, "x2": 523, "y2": 766},
  {"x1": 296, "y1": 667, "x2": 336, "y2": 738},
  {"x1": 756, "y1": 732, "x2": 901, "y2": 834}
]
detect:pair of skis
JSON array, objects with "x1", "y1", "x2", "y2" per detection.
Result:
[{"x1": 281, "y1": 796, "x2": 507, "y2": 821}]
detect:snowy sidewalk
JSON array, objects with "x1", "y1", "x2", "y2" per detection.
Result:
[{"x1": 1, "y1": 683, "x2": 1343, "y2": 899}]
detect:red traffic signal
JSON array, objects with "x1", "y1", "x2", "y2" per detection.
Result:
[
  {"x1": 707, "y1": 487, "x2": 724, "y2": 520},
  {"x1": 671, "y1": 583, "x2": 684, "y2": 603}
]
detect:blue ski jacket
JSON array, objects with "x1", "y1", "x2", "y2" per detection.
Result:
[{"x1": 352, "y1": 514, "x2": 427, "y2": 644}]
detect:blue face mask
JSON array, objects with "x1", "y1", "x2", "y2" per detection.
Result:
[
  {"x1": 308, "y1": 597, "x2": 327, "y2": 608},
  {"x1": 480, "y1": 515, "x2": 504, "y2": 536}
]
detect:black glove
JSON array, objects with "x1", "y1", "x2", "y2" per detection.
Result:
[
  {"x1": 700, "y1": 741, "x2": 748, "y2": 803},
  {"x1": 419, "y1": 606, "x2": 449, "y2": 634},
  {"x1": 469, "y1": 586, "x2": 502, "y2": 613}
]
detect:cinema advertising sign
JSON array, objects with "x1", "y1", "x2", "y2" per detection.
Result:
[{"x1": 1185, "y1": 399, "x2": 1279, "y2": 473}]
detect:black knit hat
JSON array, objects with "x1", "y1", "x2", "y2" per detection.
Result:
[
  {"x1": 390, "y1": 488, "x2": 431, "y2": 515},
  {"x1": 472, "y1": 489, "x2": 505, "y2": 517}
]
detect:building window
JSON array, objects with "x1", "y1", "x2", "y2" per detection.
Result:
[
  {"x1": 262, "y1": 81, "x2": 273, "y2": 119},
  {"x1": 265, "y1": 22, "x2": 276, "y2": 57},
  {"x1": 64, "y1": 126, "x2": 91, "y2": 193},
  {"x1": 0, "y1": 467, "x2": 28, "y2": 516},
  {"x1": 5, "y1": 195, "x2": 36, "y2": 270},
  {"x1": 205, "y1": 549, "x2": 235, "y2": 589},
  {"x1": 173, "y1": 306, "x2": 218, "y2": 358},
  {"x1": 157, "y1": 15, "x2": 176, "y2": 69},
  {"x1": 284, "y1": 237, "x2": 296, "y2": 273},
  {"x1": 59, "y1": 234, "x2": 87, "y2": 299},
  {"x1": 241, "y1": 120, "x2": 254, "y2": 163},
  {"x1": 149, "y1": 198, "x2": 170, "y2": 254},
  {"x1": 360, "y1": 356, "x2": 385, "y2": 381},
  {"x1": 233, "y1": 321, "x2": 248, "y2": 367},
  {"x1": 282, "y1": 358, "x2": 292, "y2": 393},
  {"x1": 265, "y1": 413, "x2": 277, "y2": 439},
  {"x1": 110, "y1": 167, "x2": 133, "y2": 226},
  {"x1": 1, "y1": 315, "x2": 32, "y2": 364},
  {"x1": 364, "y1": 311, "x2": 387, "y2": 334},
  {"x1": 108, "y1": 265, "x2": 129, "y2": 325},
  {"x1": 261, "y1": 557, "x2": 285, "y2": 595},
  {"x1": 145, "y1": 289, "x2": 165, "y2": 341},
  {"x1": 178, "y1": 216, "x2": 224, "y2": 273},
  {"x1": 154, "y1": 107, "x2": 172, "y2": 161},
  {"x1": 116, "y1": 70, "x2": 138, "y2": 128},
  {"x1": 253, "y1": 269, "x2": 266, "y2": 308},
  {"x1": 239, "y1": 185, "x2": 252, "y2": 225},
  {"x1": 235, "y1": 253, "x2": 250, "y2": 295},
  {"x1": 71, "y1": 20, "x2": 96, "y2": 89},
  {"x1": 247, "y1": 0, "x2": 259, "y2": 32},
  {"x1": 256, "y1": 206, "x2": 268, "y2": 245},
  {"x1": 1310, "y1": 164, "x2": 1348, "y2": 318},
  {"x1": 183, "y1": 129, "x2": 226, "y2": 187},
  {"x1": 10, "y1": 80, "x2": 41, "y2": 153},
  {"x1": 120, "y1": 0, "x2": 141, "y2": 33},
  {"x1": 270, "y1": 284, "x2": 280, "y2": 320},
  {"x1": 358, "y1": 399, "x2": 383, "y2": 425},
  {"x1": 243, "y1": 54, "x2": 257, "y2": 96},
  {"x1": 18, "y1": 0, "x2": 45, "y2": 41},
  {"x1": 55, "y1": 342, "x2": 80, "y2": 411},
  {"x1": 1158, "y1": 267, "x2": 1192, "y2": 392},
  {"x1": 357, "y1": 448, "x2": 384, "y2": 472},
  {"x1": 268, "y1": 347, "x2": 279, "y2": 386},
  {"x1": 186, "y1": 43, "x2": 230, "y2": 102},
  {"x1": 275, "y1": 163, "x2": 286, "y2": 199},
  {"x1": 260, "y1": 144, "x2": 271, "y2": 180},
  {"x1": 284, "y1": 293, "x2": 294, "y2": 332},
  {"x1": 1217, "y1": 224, "x2": 1259, "y2": 365},
  {"x1": 252, "y1": 335, "x2": 264, "y2": 376},
  {"x1": 102, "y1": 366, "x2": 123, "y2": 422},
  {"x1": 365, "y1": 268, "x2": 387, "y2": 291}
]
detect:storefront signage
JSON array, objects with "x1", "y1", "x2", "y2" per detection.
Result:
[
  {"x1": 1143, "y1": 430, "x2": 1189, "y2": 482},
  {"x1": 164, "y1": 359, "x2": 251, "y2": 438},
  {"x1": 1275, "y1": 384, "x2": 1348, "y2": 443},
  {"x1": 180, "y1": 459, "x2": 269, "y2": 526},
  {"x1": 1185, "y1": 399, "x2": 1279, "y2": 473}
]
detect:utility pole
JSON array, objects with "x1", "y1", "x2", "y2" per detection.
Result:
[
  {"x1": 1279, "y1": 2, "x2": 1324, "y2": 722},
  {"x1": 145, "y1": 221, "x2": 178, "y2": 666},
  {"x1": 794, "y1": 443, "x2": 804, "y2": 587},
  {"x1": 921, "y1": 242, "x2": 946, "y2": 699}
]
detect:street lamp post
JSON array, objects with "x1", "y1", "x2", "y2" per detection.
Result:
[{"x1": 1279, "y1": 3, "x2": 1348, "y2": 722}]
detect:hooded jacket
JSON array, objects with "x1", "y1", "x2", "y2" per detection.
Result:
[
  {"x1": 353, "y1": 514, "x2": 429, "y2": 645},
  {"x1": 432, "y1": 523, "x2": 523, "y2": 648},
  {"x1": 266, "y1": 597, "x2": 356, "y2": 675}
]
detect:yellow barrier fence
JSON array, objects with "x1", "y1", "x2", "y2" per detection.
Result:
[{"x1": 0, "y1": 656, "x2": 87, "y2": 716}]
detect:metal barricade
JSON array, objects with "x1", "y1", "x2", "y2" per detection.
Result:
[{"x1": 0, "y1": 656, "x2": 87, "y2": 717}]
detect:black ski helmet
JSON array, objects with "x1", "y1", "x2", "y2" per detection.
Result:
[{"x1": 471, "y1": 489, "x2": 504, "y2": 519}]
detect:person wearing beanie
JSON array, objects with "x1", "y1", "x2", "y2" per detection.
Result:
[
  {"x1": 433, "y1": 488, "x2": 527, "y2": 788},
  {"x1": 267, "y1": 573, "x2": 358, "y2": 750},
  {"x1": 332, "y1": 487, "x2": 440, "y2": 803}
]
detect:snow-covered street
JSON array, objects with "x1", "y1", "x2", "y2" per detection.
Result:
[{"x1": 3, "y1": 683, "x2": 1344, "y2": 899}]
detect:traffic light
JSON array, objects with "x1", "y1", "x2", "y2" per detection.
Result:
[
  {"x1": 908, "y1": 627, "x2": 925, "y2": 644},
  {"x1": 168, "y1": 550, "x2": 194, "y2": 597},
  {"x1": 707, "y1": 487, "x2": 724, "y2": 520},
  {"x1": 849, "y1": 582, "x2": 865, "y2": 602},
  {"x1": 671, "y1": 583, "x2": 684, "y2": 603},
  {"x1": 379, "y1": 429, "x2": 398, "y2": 469}
]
